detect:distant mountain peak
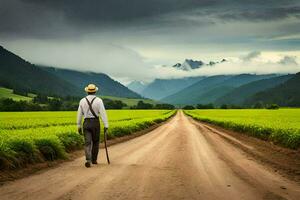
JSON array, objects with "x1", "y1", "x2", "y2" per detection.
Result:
[
  {"x1": 127, "y1": 81, "x2": 148, "y2": 94},
  {"x1": 172, "y1": 58, "x2": 227, "y2": 71}
]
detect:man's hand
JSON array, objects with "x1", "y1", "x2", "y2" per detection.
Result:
[
  {"x1": 104, "y1": 127, "x2": 108, "y2": 133},
  {"x1": 78, "y1": 127, "x2": 82, "y2": 135}
]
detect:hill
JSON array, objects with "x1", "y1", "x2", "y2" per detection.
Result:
[
  {"x1": 161, "y1": 74, "x2": 277, "y2": 105},
  {"x1": 245, "y1": 72, "x2": 300, "y2": 106},
  {"x1": 215, "y1": 74, "x2": 294, "y2": 105},
  {"x1": 0, "y1": 45, "x2": 141, "y2": 98},
  {"x1": 0, "y1": 46, "x2": 81, "y2": 97},
  {"x1": 42, "y1": 67, "x2": 141, "y2": 98},
  {"x1": 161, "y1": 75, "x2": 231, "y2": 105},
  {"x1": 141, "y1": 77, "x2": 205, "y2": 100}
]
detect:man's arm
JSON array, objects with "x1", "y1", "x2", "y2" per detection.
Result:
[
  {"x1": 77, "y1": 101, "x2": 84, "y2": 133},
  {"x1": 99, "y1": 99, "x2": 109, "y2": 128}
]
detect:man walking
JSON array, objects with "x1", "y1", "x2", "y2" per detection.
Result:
[{"x1": 77, "y1": 84, "x2": 109, "y2": 168}]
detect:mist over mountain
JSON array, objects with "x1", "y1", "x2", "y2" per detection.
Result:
[
  {"x1": 0, "y1": 45, "x2": 140, "y2": 98},
  {"x1": 1, "y1": 44, "x2": 299, "y2": 107},
  {"x1": 171, "y1": 58, "x2": 227, "y2": 71},
  {"x1": 0, "y1": 46, "x2": 80, "y2": 97},
  {"x1": 43, "y1": 67, "x2": 141, "y2": 98},
  {"x1": 127, "y1": 81, "x2": 148, "y2": 94},
  {"x1": 140, "y1": 77, "x2": 205, "y2": 100}
]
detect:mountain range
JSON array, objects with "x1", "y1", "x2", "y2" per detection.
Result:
[
  {"x1": 139, "y1": 77, "x2": 205, "y2": 100},
  {"x1": 0, "y1": 46, "x2": 141, "y2": 98},
  {"x1": 129, "y1": 72, "x2": 299, "y2": 107},
  {"x1": 161, "y1": 74, "x2": 278, "y2": 105},
  {"x1": 215, "y1": 74, "x2": 294, "y2": 105},
  {"x1": 245, "y1": 73, "x2": 300, "y2": 107},
  {"x1": 1, "y1": 45, "x2": 299, "y2": 107}
]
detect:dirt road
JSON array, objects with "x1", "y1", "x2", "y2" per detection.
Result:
[{"x1": 1, "y1": 111, "x2": 300, "y2": 200}]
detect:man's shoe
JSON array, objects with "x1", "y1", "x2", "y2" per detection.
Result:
[
  {"x1": 85, "y1": 162, "x2": 91, "y2": 168},
  {"x1": 92, "y1": 161, "x2": 98, "y2": 165}
]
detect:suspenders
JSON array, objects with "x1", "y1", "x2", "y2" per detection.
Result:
[{"x1": 85, "y1": 97, "x2": 98, "y2": 118}]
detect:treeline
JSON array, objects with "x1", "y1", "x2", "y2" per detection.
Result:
[
  {"x1": 0, "y1": 96, "x2": 175, "y2": 111},
  {"x1": 0, "y1": 98, "x2": 128, "y2": 111},
  {"x1": 183, "y1": 103, "x2": 280, "y2": 110},
  {"x1": 0, "y1": 97, "x2": 78, "y2": 111},
  {"x1": 130, "y1": 101, "x2": 175, "y2": 110}
]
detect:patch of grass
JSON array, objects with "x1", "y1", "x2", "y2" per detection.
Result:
[
  {"x1": 0, "y1": 87, "x2": 32, "y2": 101},
  {"x1": 184, "y1": 109, "x2": 300, "y2": 149},
  {"x1": 0, "y1": 110, "x2": 176, "y2": 169}
]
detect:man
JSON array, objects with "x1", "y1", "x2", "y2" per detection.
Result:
[{"x1": 77, "y1": 84, "x2": 109, "y2": 168}]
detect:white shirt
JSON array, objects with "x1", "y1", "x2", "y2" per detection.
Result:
[{"x1": 77, "y1": 95, "x2": 109, "y2": 128}]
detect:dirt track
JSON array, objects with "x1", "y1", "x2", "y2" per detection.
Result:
[{"x1": 0, "y1": 111, "x2": 300, "y2": 200}]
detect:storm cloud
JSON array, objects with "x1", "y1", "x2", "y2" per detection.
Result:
[
  {"x1": 1, "y1": 0, "x2": 300, "y2": 81},
  {"x1": 1, "y1": 0, "x2": 300, "y2": 38}
]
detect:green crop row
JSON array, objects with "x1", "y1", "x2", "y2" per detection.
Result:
[
  {"x1": 0, "y1": 110, "x2": 173, "y2": 130},
  {"x1": 184, "y1": 109, "x2": 300, "y2": 149},
  {"x1": 0, "y1": 110, "x2": 176, "y2": 169}
]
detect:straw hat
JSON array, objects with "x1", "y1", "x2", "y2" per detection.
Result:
[{"x1": 85, "y1": 84, "x2": 98, "y2": 93}]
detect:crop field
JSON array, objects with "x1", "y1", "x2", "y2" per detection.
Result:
[
  {"x1": 0, "y1": 110, "x2": 175, "y2": 169},
  {"x1": 184, "y1": 109, "x2": 300, "y2": 149}
]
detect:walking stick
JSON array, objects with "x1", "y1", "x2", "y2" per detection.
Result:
[{"x1": 104, "y1": 128, "x2": 110, "y2": 164}]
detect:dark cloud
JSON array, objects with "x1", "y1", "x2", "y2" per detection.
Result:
[
  {"x1": 278, "y1": 56, "x2": 298, "y2": 65},
  {"x1": 218, "y1": 6, "x2": 300, "y2": 21},
  {"x1": 1, "y1": 0, "x2": 300, "y2": 39},
  {"x1": 16, "y1": 0, "x2": 218, "y2": 28},
  {"x1": 242, "y1": 51, "x2": 261, "y2": 61}
]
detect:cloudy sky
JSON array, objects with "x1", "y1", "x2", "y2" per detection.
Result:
[{"x1": 1, "y1": 0, "x2": 300, "y2": 83}]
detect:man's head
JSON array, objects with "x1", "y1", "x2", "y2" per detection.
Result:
[{"x1": 85, "y1": 84, "x2": 98, "y2": 95}]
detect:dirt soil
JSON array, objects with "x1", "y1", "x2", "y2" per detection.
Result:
[{"x1": 0, "y1": 111, "x2": 299, "y2": 200}]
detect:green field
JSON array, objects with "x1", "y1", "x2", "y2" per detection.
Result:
[
  {"x1": 0, "y1": 110, "x2": 175, "y2": 169},
  {"x1": 0, "y1": 87, "x2": 34, "y2": 101},
  {"x1": 184, "y1": 109, "x2": 300, "y2": 149}
]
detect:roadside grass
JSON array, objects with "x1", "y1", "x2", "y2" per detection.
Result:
[
  {"x1": 184, "y1": 109, "x2": 300, "y2": 149},
  {"x1": 0, "y1": 110, "x2": 176, "y2": 169}
]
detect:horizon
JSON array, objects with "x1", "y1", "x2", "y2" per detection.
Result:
[{"x1": 1, "y1": 0, "x2": 300, "y2": 83}]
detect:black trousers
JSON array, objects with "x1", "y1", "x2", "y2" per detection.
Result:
[{"x1": 83, "y1": 118, "x2": 100, "y2": 162}]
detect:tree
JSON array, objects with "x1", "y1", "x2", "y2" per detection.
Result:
[
  {"x1": 155, "y1": 103, "x2": 175, "y2": 109},
  {"x1": 266, "y1": 104, "x2": 279, "y2": 110},
  {"x1": 183, "y1": 105, "x2": 195, "y2": 110},
  {"x1": 103, "y1": 99, "x2": 127, "y2": 109},
  {"x1": 48, "y1": 98, "x2": 62, "y2": 111},
  {"x1": 33, "y1": 94, "x2": 49, "y2": 104},
  {"x1": 0, "y1": 98, "x2": 42, "y2": 111},
  {"x1": 253, "y1": 101, "x2": 264, "y2": 109},
  {"x1": 220, "y1": 104, "x2": 228, "y2": 109},
  {"x1": 13, "y1": 88, "x2": 28, "y2": 96},
  {"x1": 196, "y1": 103, "x2": 214, "y2": 109},
  {"x1": 132, "y1": 101, "x2": 153, "y2": 109}
]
